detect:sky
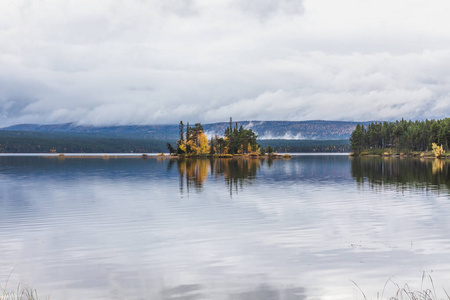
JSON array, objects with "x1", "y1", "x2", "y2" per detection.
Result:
[{"x1": 1, "y1": 0, "x2": 450, "y2": 126}]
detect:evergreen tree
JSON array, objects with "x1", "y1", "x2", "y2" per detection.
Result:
[
  {"x1": 350, "y1": 124, "x2": 364, "y2": 155},
  {"x1": 176, "y1": 121, "x2": 185, "y2": 154},
  {"x1": 167, "y1": 143, "x2": 176, "y2": 155},
  {"x1": 349, "y1": 118, "x2": 450, "y2": 154}
]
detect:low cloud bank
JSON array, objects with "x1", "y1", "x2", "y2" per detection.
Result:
[{"x1": 1, "y1": 1, "x2": 449, "y2": 126}]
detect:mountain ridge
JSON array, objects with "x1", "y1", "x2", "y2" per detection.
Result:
[{"x1": 1, "y1": 120, "x2": 373, "y2": 140}]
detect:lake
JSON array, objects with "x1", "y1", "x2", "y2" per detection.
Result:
[{"x1": 0, "y1": 155, "x2": 449, "y2": 299}]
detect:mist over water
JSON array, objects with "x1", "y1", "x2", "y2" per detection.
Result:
[{"x1": 0, "y1": 155, "x2": 449, "y2": 299}]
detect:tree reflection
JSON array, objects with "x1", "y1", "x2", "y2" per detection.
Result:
[
  {"x1": 229, "y1": 284, "x2": 306, "y2": 300},
  {"x1": 432, "y1": 158, "x2": 445, "y2": 175},
  {"x1": 216, "y1": 158, "x2": 261, "y2": 197},
  {"x1": 177, "y1": 158, "x2": 211, "y2": 194},
  {"x1": 351, "y1": 157, "x2": 450, "y2": 191},
  {"x1": 176, "y1": 158, "x2": 263, "y2": 196}
]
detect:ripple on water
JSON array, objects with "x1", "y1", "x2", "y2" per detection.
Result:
[{"x1": 0, "y1": 156, "x2": 449, "y2": 299}]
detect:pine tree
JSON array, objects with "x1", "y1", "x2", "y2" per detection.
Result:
[{"x1": 350, "y1": 124, "x2": 364, "y2": 155}]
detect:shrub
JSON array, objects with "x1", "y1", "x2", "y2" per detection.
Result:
[{"x1": 432, "y1": 143, "x2": 445, "y2": 157}]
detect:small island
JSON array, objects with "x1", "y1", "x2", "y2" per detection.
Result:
[
  {"x1": 349, "y1": 118, "x2": 450, "y2": 158},
  {"x1": 166, "y1": 118, "x2": 291, "y2": 159}
]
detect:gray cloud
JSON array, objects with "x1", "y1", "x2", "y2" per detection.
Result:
[
  {"x1": 234, "y1": 0, "x2": 304, "y2": 20},
  {"x1": 0, "y1": 0, "x2": 449, "y2": 126},
  {"x1": 160, "y1": 0, "x2": 198, "y2": 17}
]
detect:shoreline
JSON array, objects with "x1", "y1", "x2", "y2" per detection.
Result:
[
  {"x1": 350, "y1": 153, "x2": 449, "y2": 159},
  {"x1": 0, "y1": 153, "x2": 298, "y2": 159},
  {"x1": 3, "y1": 152, "x2": 446, "y2": 159}
]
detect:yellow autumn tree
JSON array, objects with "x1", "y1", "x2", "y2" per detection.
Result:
[
  {"x1": 195, "y1": 131, "x2": 210, "y2": 155},
  {"x1": 180, "y1": 130, "x2": 210, "y2": 156},
  {"x1": 178, "y1": 139, "x2": 194, "y2": 154},
  {"x1": 432, "y1": 143, "x2": 445, "y2": 157}
]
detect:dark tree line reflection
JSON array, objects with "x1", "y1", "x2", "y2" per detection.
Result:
[
  {"x1": 159, "y1": 283, "x2": 307, "y2": 300},
  {"x1": 170, "y1": 158, "x2": 266, "y2": 195},
  {"x1": 351, "y1": 157, "x2": 450, "y2": 192},
  {"x1": 169, "y1": 156, "x2": 450, "y2": 195}
]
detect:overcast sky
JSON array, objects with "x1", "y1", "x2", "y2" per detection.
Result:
[{"x1": 1, "y1": 0, "x2": 450, "y2": 126}]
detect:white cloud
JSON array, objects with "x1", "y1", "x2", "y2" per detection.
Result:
[{"x1": 0, "y1": 0, "x2": 450, "y2": 126}]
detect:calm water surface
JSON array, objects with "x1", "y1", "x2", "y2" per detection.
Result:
[{"x1": 0, "y1": 155, "x2": 449, "y2": 299}]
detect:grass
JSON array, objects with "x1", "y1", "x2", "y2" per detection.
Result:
[
  {"x1": 2, "y1": 273, "x2": 449, "y2": 300},
  {"x1": 1, "y1": 270, "x2": 47, "y2": 300},
  {"x1": 353, "y1": 273, "x2": 450, "y2": 300},
  {"x1": 1, "y1": 284, "x2": 44, "y2": 300}
]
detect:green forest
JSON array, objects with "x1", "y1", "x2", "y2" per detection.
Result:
[
  {"x1": 350, "y1": 118, "x2": 450, "y2": 156},
  {"x1": 0, "y1": 131, "x2": 173, "y2": 153}
]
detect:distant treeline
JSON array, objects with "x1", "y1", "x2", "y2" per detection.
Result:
[
  {"x1": 350, "y1": 118, "x2": 450, "y2": 155},
  {"x1": 0, "y1": 131, "x2": 173, "y2": 153},
  {"x1": 0, "y1": 130, "x2": 351, "y2": 153},
  {"x1": 259, "y1": 140, "x2": 350, "y2": 153}
]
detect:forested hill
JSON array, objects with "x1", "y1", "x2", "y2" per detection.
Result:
[
  {"x1": 349, "y1": 118, "x2": 450, "y2": 155},
  {"x1": 1, "y1": 120, "x2": 371, "y2": 140}
]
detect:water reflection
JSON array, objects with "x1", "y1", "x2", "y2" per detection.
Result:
[
  {"x1": 351, "y1": 157, "x2": 450, "y2": 191},
  {"x1": 158, "y1": 283, "x2": 306, "y2": 300},
  {"x1": 160, "y1": 284, "x2": 203, "y2": 300},
  {"x1": 175, "y1": 158, "x2": 263, "y2": 195},
  {"x1": 229, "y1": 284, "x2": 306, "y2": 300},
  {"x1": 176, "y1": 158, "x2": 211, "y2": 192},
  {"x1": 432, "y1": 158, "x2": 445, "y2": 175},
  {"x1": 2, "y1": 155, "x2": 450, "y2": 300}
]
